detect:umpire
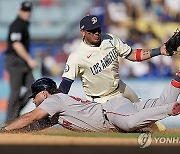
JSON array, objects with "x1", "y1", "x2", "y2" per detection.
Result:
[{"x1": 5, "y1": 1, "x2": 37, "y2": 124}]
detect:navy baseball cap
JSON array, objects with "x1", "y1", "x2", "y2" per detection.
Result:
[
  {"x1": 80, "y1": 15, "x2": 102, "y2": 30},
  {"x1": 20, "y1": 1, "x2": 32, "y2": 12}
]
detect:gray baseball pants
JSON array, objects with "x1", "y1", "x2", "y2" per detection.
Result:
[{"x1": 103, "y1": 83, "x2": 180, "y2": 131}]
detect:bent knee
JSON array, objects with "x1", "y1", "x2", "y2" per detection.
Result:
[{"x1": 124, "y1": 120, "x2": 137, "y2": 132}]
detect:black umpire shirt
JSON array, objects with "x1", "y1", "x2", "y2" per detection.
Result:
[{"x1": 6, "y1": 16, "x2": 30, "y2": 66}]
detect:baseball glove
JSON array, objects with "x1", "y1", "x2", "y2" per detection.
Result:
[{"x1": 165, "y1": 28, "x2": 180, "y2": 56}]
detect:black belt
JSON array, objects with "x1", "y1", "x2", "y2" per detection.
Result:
[
  {"x1": 91, "y1": 84, "x2": 119, "y2": 99},
  {"x1": 91, "y1": 96, "x2": 100, "y2": 99}
]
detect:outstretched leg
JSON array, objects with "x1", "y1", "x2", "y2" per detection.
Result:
[
  {"x1": 134, "y1": 72, "x2": 180, "y2": 111},
  {"x1": 108, "y1": 71, "x2": 180, "y2": 131},
  {"x1": 112, "y1": 101, "x2": 180, "y2": 131}
]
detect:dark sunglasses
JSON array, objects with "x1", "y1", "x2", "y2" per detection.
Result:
[{"x1": 86, "y1": 28, "x2": 101, "y2": 34}]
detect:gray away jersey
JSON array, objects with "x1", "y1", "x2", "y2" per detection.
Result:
[
  {"x1": 39, "y1": 83, "x2": 180, "y2": 132},
  {"x1": 38, "y1": 93, "x2": 113, "y2": 132}
]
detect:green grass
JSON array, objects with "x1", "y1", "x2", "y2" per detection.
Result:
[
  {"x1": 33, "y1": 129, "x2": 180, "y2": 138},
  {"x1": 34, "y1": 131, "x2": 140, "y2": 138}
]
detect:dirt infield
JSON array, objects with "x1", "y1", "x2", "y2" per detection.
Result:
[
  {"x1": 0, "y1": 133, "x2": 137, "y2": 145},
  {"x1": 0, "y1": 129, "x2": 138, "y2": 146},
  {"x1": 0, "y1": 128, "x2": 180, "y2": 154}
]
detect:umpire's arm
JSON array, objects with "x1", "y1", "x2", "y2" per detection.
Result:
[
  {"x1": 13, "y1": 42, "x2": 37, "y2": 69},
  {"x1": 3, "y1": 107, "x2": 49, "y2": 132}
]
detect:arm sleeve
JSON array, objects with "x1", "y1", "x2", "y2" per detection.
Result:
[
  {"x1": 62, "y1": 53, "x2": 79, "y2": 80},
  {"x1": 39, "y1": 96, "x2": 63, "y2": 116},
  {"x1": 114, "y1": 35, "x2": 132, "y2": 58},
  {"x1": 59, "y1": 77, "x2": 74, "y2": 94},
  {"x1": 10, "y1": 25, "x2": 23, "y2": 43}
]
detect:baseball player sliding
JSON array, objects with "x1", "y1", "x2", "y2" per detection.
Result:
[
  {"x1": 0, "y1": 70, "x2": 180, "y2": 133},
  {"x1": 59, "y1": 15, "x2": 180, "y2": 131}
]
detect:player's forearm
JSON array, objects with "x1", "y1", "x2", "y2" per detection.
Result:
[
  {"x1": 12, "y1": 42, "x2": 32, "y2": 63},
  {"x1": 4, "y1": 112, "x2": 36, "y2": 131},
  {"x1": 20, "y1": 117, "x2": 55, "y2": 132},
  {"x1": 127, "y1": 45, "x2": 166, "y2": 61}
]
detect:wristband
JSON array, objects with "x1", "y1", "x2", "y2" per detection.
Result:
[
  {"x1": 150, "y1": 47, "x2": 161, "y2": 57},
  {"x1": 136, "y1": 49, "x2": 142, "y2": 61}
]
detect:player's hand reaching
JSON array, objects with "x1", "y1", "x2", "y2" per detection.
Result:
[
  {"x1": 164, "y1": 29, "x2": 180, "y2": 56},
  {"x1": 0, "y1": 127, "x2": 7, "y2": 133}
]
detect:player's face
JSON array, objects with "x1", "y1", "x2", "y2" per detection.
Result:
[
  {"x1": 19, "y1": 10, "x2": 31, "y2": 21},
  {"x1": 83, "y1": 27, "x2": 101, "y2": 46},
  {"x1": 32, "y1": 91, "x2": 48, "y2": 107}
]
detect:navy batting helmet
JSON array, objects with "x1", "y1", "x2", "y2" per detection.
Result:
[{"x1": 29, "y1": 77, "x2": 57, "y2": 99}]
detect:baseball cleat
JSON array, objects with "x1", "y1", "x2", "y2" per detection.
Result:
[
  {"x1": 144, "y1": 121, "x2": 166, "y2": 132},
  {"x1": 154, "y1": 121, "x2": 166, "y2": 132},
  {"x1": 171, "y1": 102, "x2": 180, "y2": 115},
  {"x1": 150, "y1": 121, "x2": 166, "y2": 132}
]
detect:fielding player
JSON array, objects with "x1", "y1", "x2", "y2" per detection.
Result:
[
  {"x1": 0, "y1": 71, "x2": 180, "y2": 133},
  {"x1": 59, "y1": 15, "x2": 178, "y2": 104},
  {"x1": 59, "y1": 15, "x2": 180, "y2": 131}
]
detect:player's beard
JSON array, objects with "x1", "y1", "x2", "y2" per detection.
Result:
[
  {"x1": 92, "y1": 38, "x2": 101, "y2": 46},
  {"x1": 85, "y1": 35, "x2": 101, "y2": 47},
  {"x1": 92, "y1": 34, "x2": 101, "y2": 46}
]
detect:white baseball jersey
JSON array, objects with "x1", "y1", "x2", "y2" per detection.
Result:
[{"x1": 62, "y1": 33, "x2": 132, "y2": 100}]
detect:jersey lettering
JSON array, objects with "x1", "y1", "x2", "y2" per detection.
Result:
[
  {"x1": 62, "y1": 120, "x2": 72, "y2": 129},
  {"x1": 70, "y1": 95, "x2": 90, "y2": 104},
  {"x1": 90, "y1": 63, "x2": 102, "y2": 75},
  {"x1": 101, "y1": 60, "x2": 106, "y2": 69},
  {"x1": 90, "y1": 48, "x2": 118, "y2": 75}
]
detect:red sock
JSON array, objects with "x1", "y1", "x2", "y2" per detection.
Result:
[
  {"x1": 171, "y1": 80, "x2": 180, "y2": 88},
  {"x1": 171, "y1": 72, "x2": 180, "y2": 88}
]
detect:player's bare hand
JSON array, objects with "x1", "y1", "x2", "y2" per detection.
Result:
[
  {"x1": 27, "y1": 59, "x2": 38, "y2": 69},
  {"x1": 160, "y1": 44, "x2": 168, "y2": 55}
]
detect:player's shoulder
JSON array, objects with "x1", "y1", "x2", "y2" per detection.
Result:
[
  {"x1": 67, "y1": 50, "x2": 80, "y2": 61},
  {"x1": 10, "y1": 19, "x2": 24, "y2": 32},
  {"x1": 100, "y1": 33, "x2": 120, "y2": 45},
  {"x1": 54, "y1": 93, "x2": 66, "y2": 97},
  {"x1": 101, "y1": 33, "x2": 119, "y2": 42},
  {"x1": 46, "y1": 93, "x2": 67, "y2": 101},
  {"x1": 68, "y1": 40, "x2": 83, "y2": 53},
  {"x1": 53, "y1": 93, "x2": 73, "y2": 102},
  {"x1": 101, "y1": 33, "x2": 113, "y2": 39},
  {"x1": 68, "y1": 41, "x2": 89, "y2": 58},
  {"x1": 75, "y1": 40, "x2": 91, "y2": 51}
]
